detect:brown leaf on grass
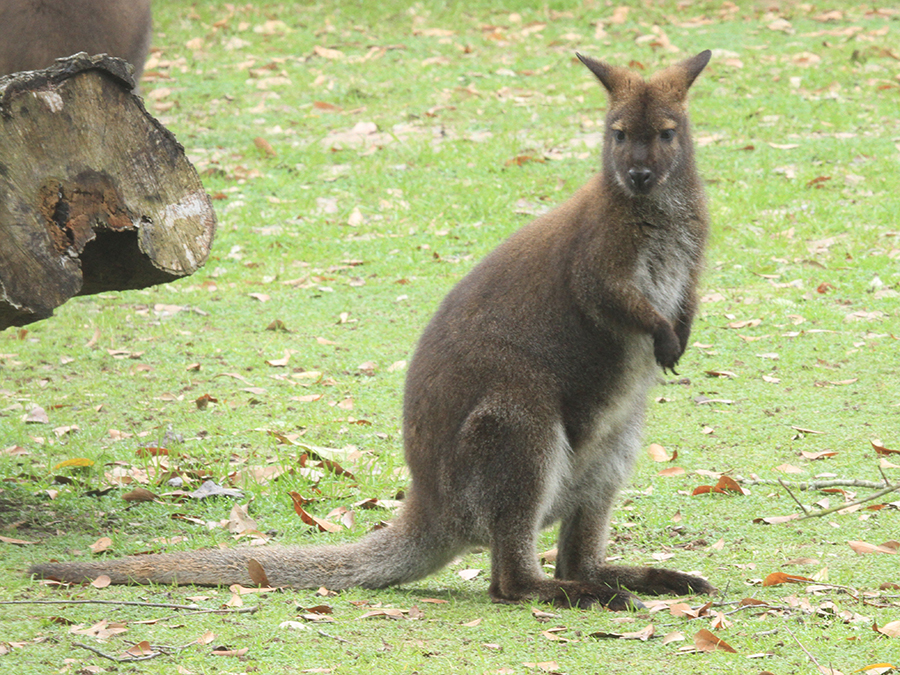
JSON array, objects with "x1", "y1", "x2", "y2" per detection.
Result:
[
  {"x1": 753, "y1": 514, "x2": 801, "y2": 525},
  {"x1": 211, "y1": 646, "x2": 249, "y2": 657},
  {"x1": 872, "y1": 441, "x2": 900, "y2": 456},
  {"x1": 254, "y1": 137, "x2": 276, "y2": 157},
  {"x1": 136, "y1": 446, "x2": 169, "y2": 457},
  {"x1": 0, "y1": 535, "x2": 37, "y2": 545},
  {"x1": 124, "y1": 641, "x2": 154, "y2": 657},
  {"x1": 122, "y1": 487, "x2": 158, "y2": 503},
  {"x1": 775, "y1": 463, "x2": 803, "y2": 474},
  {"x1": 266, "y1": 351, "x2": 291, "y2": 367},
  {"x1": 195, "y1": 393, "x2": 218, "y2": 409},
  {"x1": 505, "y1": 154, "x2": 545, "y2": 167},
  {"x1": 359, "y1": 608, "x2": 406, "y2": 620},
  {"x1": 662, "y1": 630, "x2": 685, "y2": 644},
  {"x1": 670, "y1": 602, "x2": 701, "y2": 618},
  {"x1": 358, "y1": 361, "x2": 377, "y2": 376},
  {"x1": 23, "y1": 405, "x2": 49, "y2": 424},
  {"x1": 658, "y1": 466, "x2": 685, "y2": 477},
  {"x1": 762, "y1": 572, "x2": 814, "y2": 586},
  {"x1": 266, "y1": 319, "x2": 289, "y2": 332},
  {"x1": 705, "y1": 370, "x2": 737, "y2": 379},
  {"x1": 71, "y1": 619, "x2": 129, "y2": 639},
  {"x1": 873, "y1": 621, "x2": 900, "y2": 638},
  {"x1": 710, "y1": 611, "x2": 732, "y2": 630},
  {"x1": 693, "y1": 628, "x2": 738, "y2": 653},
  {"x1": 849, "y1": 540, "x2": 899, "y2": 555},
  {"x1": 228, "y1": 504, "x2": 258, "y2": 534},
  {"x1": 692, "y1": 475, "x2": 748, "y2": 496},
  {"x1": 523, "y1": 662, "x2": 561, "y2": 673},
  {"x1": 806, "y1": 175, "x2": 831, "y2": 189},
  {"x1": 292, "y1": 394, "x2": 324, "y2": 403},
  {"x1": 196, "y1": 630, "x2": 216, "y2": 645},
  {"x1": 800, "y1": 450, "x2": 838, "y2": 460},
  {"x1": 609, "y1": 6, "x2": 629, "y2": 23},
  {"x1": 313, "y1": 101, "x2": 343, "y2": 113},
  {"x1": 647, "y1": 443, "x2": 677, "y2": 462},
  {"x1": 90, "y1": 575, "x2": 111, "y2": 589},
  {"x1": 89, "y1": 537, "x2": 113, "y2": 554},
  {"x1": 294, "y1": 504, "x2": 341, "y2": 533}
]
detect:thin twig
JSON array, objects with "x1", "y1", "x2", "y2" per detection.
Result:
[
  {"x1": 798, "y1": 482, "x2": 900, "y2": 520},
  {"x1": 778, "y1": 479, "x2": 809, "y2": 515},
  {"x1": 316, "y1": 629, "x2": 354, "y2": 645},
  {"x1": 737, "y1": 477, "x2": 885, "y2": 490},
  {"x1": 72, "y1": 641, "x2": 161, "y2": 663},
  {"x1": 784, "y1": 627, "x2": 821, "y2": 669},
  {"x1": 0, "y1": 599, "x2": 258, "y2": 614},
  {"x1": 0, "y1": 599, "x2": 201, "y2": 610}
]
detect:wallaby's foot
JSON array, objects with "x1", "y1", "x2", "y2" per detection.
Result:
[
  {"x1": 583, "y1": 565, "x2": 717, "y2": 598},
  {"x1": 641, "y1": 567, "x2": 717, "y2": 597},
  {"x1": 490, "y1": 579, "x2": 645, "y2": 611}
]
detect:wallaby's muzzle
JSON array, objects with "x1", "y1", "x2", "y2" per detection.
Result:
[{"x1": 627, "y1": 167, "x2": 654, "y2": 193}]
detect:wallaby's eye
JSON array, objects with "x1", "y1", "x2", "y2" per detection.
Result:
[
  {"x1": 613, "y1": 129, "x2": 626, "y2": 143},
  {"x1": 660, "y1": 129, "x2": 676, "y2": 142}
]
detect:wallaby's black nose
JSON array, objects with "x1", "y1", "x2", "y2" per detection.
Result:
[{"x1": 628, "y1": 168, "x2": 653, "y2": 191}]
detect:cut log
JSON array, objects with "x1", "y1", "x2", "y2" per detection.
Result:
[{"x1": 0, "y1": 53, "x2": 216, "y2": 330}]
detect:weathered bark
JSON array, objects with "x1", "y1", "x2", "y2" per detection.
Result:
[{"x1": 0, "y1": 54, "x2": 216, "y2": 330}]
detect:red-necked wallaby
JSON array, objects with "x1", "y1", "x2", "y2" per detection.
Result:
[
  {"x1": 0, "y1": 0, "x2": 152, "y2": 83},
  {"x1": 30, "y1": 51, "x2": 715, "y2": 609}
]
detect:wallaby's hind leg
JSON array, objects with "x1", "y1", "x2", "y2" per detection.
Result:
[
  {"x1": 554, "y1": 420, "x2": 716, "y2": 599},
  {"x1": 461, "y1": 398, "x2": 643, "y2": 610}
]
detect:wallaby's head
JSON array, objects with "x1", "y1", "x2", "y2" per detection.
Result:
[{"x1": 577, "y1": 50, "x2": 711, "y2": 198}]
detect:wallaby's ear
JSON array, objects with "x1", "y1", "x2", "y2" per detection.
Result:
[
  {"x1": 676, "y1": 49, "x2": 712, "y2": 90},
  {"x1": 576, "y1": 53, "x2": 640, "y2": 97},
  {"x1": 650, "y1": 50, "x2": 712, "y2": 100}
]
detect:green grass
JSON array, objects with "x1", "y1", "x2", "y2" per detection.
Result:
[{"x1": 2, "y1": 1, "x2": 900, "y2": 673}]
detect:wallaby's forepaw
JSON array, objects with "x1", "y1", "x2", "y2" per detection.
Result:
[{"x1": 652, "y1": 322, "x2": 681, "y2": 373}]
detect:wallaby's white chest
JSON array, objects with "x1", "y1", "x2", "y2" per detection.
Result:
[{"x1": 634, "y1": 234, "x2": 695, "y2": 321}]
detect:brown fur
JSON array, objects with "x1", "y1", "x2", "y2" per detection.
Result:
[
  {"x1": 29, "y1": 52, "x2": 715, "y2": 609},
  {"x1": 0, "y1": 0, "x2": 152, "y2": 83}
]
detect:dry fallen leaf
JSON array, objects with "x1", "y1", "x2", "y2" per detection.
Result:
[
  {"x1": 124, "y1": 640, "x2": 155, "y2": 657},
  {"x1": 211, "y1": 646, "x2": 249, "y2": 657},
  {"x1": 647, "y1": 443, "x2": 677, "y2": 462},
  {"x1": 694, "y1": 628, "x2": 738, "y2": 653},
  {"x1": 122, "y1": 487, "x2": 158, "y2": 503},
  {"x1": 872, "y1": 441, "x2": 900, "y2": 456},
  {"x1": 89, "y1": 537, "x2": 113, "y2": 554},
  {"x1": 692, "y1": 475, "x2": 748, "y2": 496},
  {"x1": 196, "y1": 630, "x2": 216, "y2": 645},
  {"x1": 849, "y1": 540, "x2": 899, "y2": 555},
  {"x1": 0, "y1": 535, "x2": 37, "y2": 545},
  {"x1": 873, "y1": 621, "x2": 900, "y2": 638},
  {"x1": 762, "y1": 572, "x2": 814, "y2": 586},
  {"x1": 90, "y1": 575, "x2": 111, "y2": 589}
]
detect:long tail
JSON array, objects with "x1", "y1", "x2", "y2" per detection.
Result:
[{"x1": 29, "y1": 513, "x2": 458, "y2": 590}]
